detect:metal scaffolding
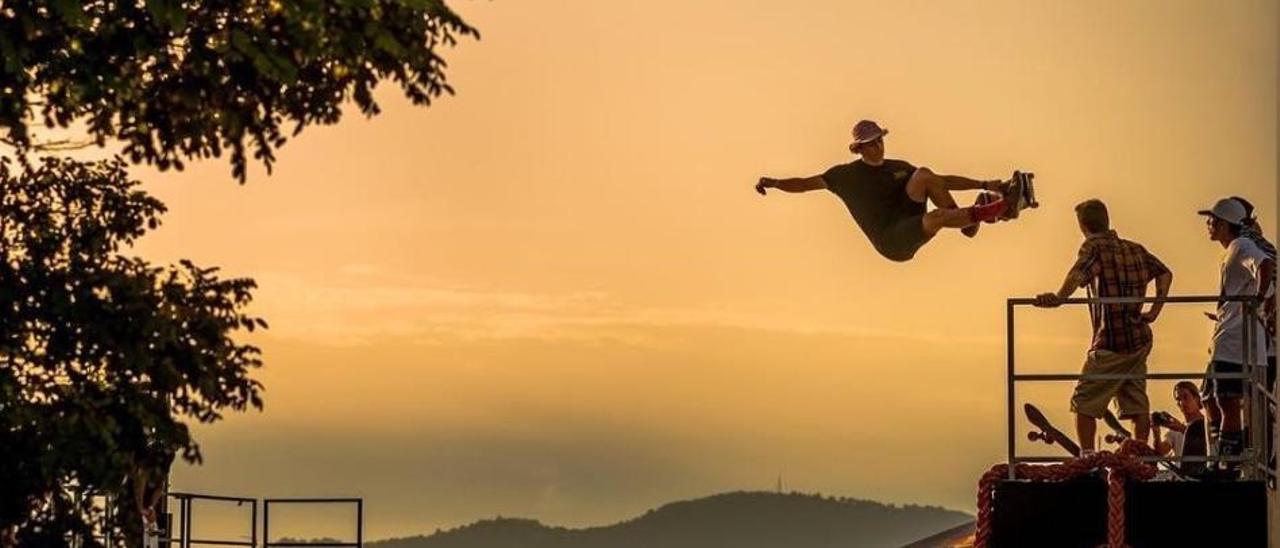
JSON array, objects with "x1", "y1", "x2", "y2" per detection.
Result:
[{"x1": 1005, "y1": 294, "x2": 1277, "y2": 482}]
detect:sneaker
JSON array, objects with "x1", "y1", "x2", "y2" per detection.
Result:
[
  {"x1": 961, "y1": 193, "x2": 997, "y2": 237},
  {"x1": 968, "y1": 194, "x2": 1006, "y2": 224},
  {"x1": 1000, "y1": 172, "x2": 1024, "y2": 220},
  {"x1": 1199, "y1": 467, "x2": 1241, "y2": 482}
]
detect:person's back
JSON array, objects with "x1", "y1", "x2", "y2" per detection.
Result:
[
  {"x1": 1036, "y1": 199, "x2": 1172, "y2": 454},
  {"x1": 1075, "y1": 230, "x2": 1166, "y2": 354}
]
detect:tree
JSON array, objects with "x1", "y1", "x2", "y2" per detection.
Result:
[
  {"x1": 0, "y1": 157, "x2": 266, "y2": 544},
  {"x1": 1, "y1": 2, "x2": 476, "y2": 542},
  {"x1": 0, "y1": 0, "x2": 478, "y2": 180}
]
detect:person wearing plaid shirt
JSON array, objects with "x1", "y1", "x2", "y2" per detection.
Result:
[{"x1": 1035, "y1": 199, "x2": 1173, "y2": 454}]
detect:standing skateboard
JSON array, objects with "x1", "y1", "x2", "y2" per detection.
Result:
[
  {"x1": 1025, "y1": 403, "x2": 1081, "y2": 457},
  {"x1": 1102, "y1": 410, "x2": 1132, "y2": 445}
]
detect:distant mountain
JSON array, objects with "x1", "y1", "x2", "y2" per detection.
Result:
[{"x1": 368, "y1": 491, "x2": 972, "y2": 548}]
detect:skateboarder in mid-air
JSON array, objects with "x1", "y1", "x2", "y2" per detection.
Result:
[{"x1": 754, "y1": 120, "x2": 1034, "y2": 262}]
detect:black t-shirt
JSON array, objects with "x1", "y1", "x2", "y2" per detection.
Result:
[
  {"x1": 1179, "y1": 417, "x2": 1207, "y2": 476},
  {"x1": 822, "y1": 159, "x2": 922, "y2": 248}
]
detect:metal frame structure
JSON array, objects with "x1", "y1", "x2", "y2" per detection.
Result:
[
  {"x1": 1006, "y1": 295, "x2": 1277, "y2": 481},
  {"x1": 166, "y1": 492, "x2": 258, "y2": 548},
  {"x1": 79, "y1": 493, "x2": 361, "y2": 548},
  {"x1": 262, "y1": 498, "x2": 363, "y2": 548}
]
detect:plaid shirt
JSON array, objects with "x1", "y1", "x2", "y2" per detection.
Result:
[{"x1": 1072, "y1": 231, "x2": 1170, "y2": 353}]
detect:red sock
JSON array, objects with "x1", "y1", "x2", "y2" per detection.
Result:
[{"x1": 969, "y1": 197, "x2": 1005, "y2": 223}]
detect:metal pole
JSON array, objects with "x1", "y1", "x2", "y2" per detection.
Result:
[
  {"x1": 1246, "y1": 300, "x2": 1255, "y2": 480},
  {"x1": 262, "y1": 501, "x2": 269, "y2": 548},
  {"x1": 1252, "y1": 301, "x2": 1266, "y2": 479},
  {"x1": 1007, "y1": 299, "x2": 1017, "y2": 480},
  {"x1": 1251, "y1": 300, "x2": 1264, "y2": 480},
  {"x1": 252, "y1": 500, "x2": 258, "y2": 548}
]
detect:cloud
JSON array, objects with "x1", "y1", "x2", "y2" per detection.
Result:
[{"x1": 246, "y1": 268, "x2": 1004, "y2": 348}]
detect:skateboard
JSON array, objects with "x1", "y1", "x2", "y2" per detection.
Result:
[
  {"x1": 1025, "y1": 403, "x2": 1081, "y2": 457},
  {"x1": 961, "y1": 171, "x2": 1037, "y2": 237},
  {"x1": 999, "y1": 171, "x2": 1038, "y2": 220},
  {"x1": 1102, "y1": 410, "x2": 1132, "y2": 445}
]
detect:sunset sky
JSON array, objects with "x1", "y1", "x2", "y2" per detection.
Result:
[{"x1": 107, "y1": 0, "x2": 1280, "y2": 540}]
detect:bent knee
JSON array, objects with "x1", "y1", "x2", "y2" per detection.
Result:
[
  {"x1": 907, "y1": 167, "x2": 940, "y2": 196},
  {"x1": 909, "y1": 167, "x2": 938, "y2": 185}
]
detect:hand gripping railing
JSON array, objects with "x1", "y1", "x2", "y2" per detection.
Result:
[{"x1": 1006, "y1": 294, "x2": 1276, "y2": 480}]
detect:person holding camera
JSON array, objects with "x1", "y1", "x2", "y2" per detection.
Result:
[{"x1": 1152, "y1": 381, "x2": 1208, "y2": 476}]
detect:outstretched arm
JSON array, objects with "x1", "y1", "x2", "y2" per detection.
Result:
[
  {"x1": 756, "y1": 176, "x2": 826, "y2": 195},
  {"x1": 1035, "y1": 268, "x2": 1089, "y2": 307},
  {"x1": 939, "y1": 174, "x2": 1002, "y2": 192}
]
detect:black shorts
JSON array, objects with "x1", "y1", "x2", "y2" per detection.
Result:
[
  {"x1": 873, "y1": 214, "x2": 934, "y2": 262},
  {"x1": 1201, "y1": 360, "x2": 1244, "y2": 400}
]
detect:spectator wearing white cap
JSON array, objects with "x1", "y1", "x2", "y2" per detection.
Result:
[
  {"x1": 1199, "y1": 197, "x2": 1276, "y2": 468},
  {"x1": 1228, "y1": 196, "x2": 1277, "y2": 475},
  {"x1": 753, "y1": 120, "x2": 1014, "y2": 262}
]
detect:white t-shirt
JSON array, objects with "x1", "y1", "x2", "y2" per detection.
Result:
[
  {"x1": 1211, "y1": 237, "x2": 1273, "y2": 365},
  {"x1": 1164, "y1": 429, "x2": 1186, "y2": 457}
]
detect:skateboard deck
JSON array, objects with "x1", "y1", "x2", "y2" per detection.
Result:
[
  {"x1": 965, "y1": 170, "x2": 1037, "y2": 235},
  {"x1": 1102, "y1": 410, "x2": 1132, "y2": 445},
  {"x1": 1000, "y1": 171, "x2": 1037, "y2": 220},
  {"x1": 1025, "y1": 403, "x2": 1081, "y2": 457}
]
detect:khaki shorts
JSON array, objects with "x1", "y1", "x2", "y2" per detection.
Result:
[{"x1": 1070, "y1": 347, "x2": 1151, "y2": 419}]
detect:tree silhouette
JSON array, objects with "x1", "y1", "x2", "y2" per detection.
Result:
[
  {"x1": 1, "y1": 1, "x2": 476, "y2": 543},
  {"x1": 0, "y1": 0, "x2": 477, "y2": 180},
  {"x1": 0, "y1": 158, "x2": 265, "y2": 544}
]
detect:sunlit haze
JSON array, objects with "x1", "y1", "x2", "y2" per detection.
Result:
[{"x1": 105, "y1": 0, "x2": 1280, "y2": 540}]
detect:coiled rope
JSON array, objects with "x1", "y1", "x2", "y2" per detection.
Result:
[{"x1": 973, "y1": 440, "x2": 1157, "y2": 548}]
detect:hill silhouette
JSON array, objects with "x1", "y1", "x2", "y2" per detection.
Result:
[{"x1": 368, "y1": 491, "x2": 971, "y2": 548}]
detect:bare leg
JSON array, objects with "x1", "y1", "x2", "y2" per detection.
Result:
[
  {"x1": 1076, "y1": 414, "x2": 1098, "y2": 452},
  {"x1": 1206, "y1": 397, "x2": 1222, "y2": 429},
  {"x1": 1205, "y1": 396, "x2": 1223, "y2": 449},
  {"x1": 921, "y1": 208, "x2": 977, "y2": 236},
  {"x1": 1221, "y1": 397, "x2": 1243, "y2": 433},
  {"x1": 1127, "y1": 413, "x2": 1151, "y2": 446},
  {"x1": 905, "y1": 168, "x2": 960, "y2": 209}
]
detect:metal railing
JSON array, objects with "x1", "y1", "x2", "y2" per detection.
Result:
[
  {"x1": 1006, "y1": 294, "x2": 1276, "y2": 480},
  {"x1": 167, "y1": 492, "x2": 258, "y2": 548},
  {"x1": 262, "y1": 498, "x2": 363, "y2": 548},
  {"x1": 74, "y1": 492, "x2": 358, "y2": 547}
]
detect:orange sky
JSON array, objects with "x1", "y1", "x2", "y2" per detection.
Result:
[{"x1": 104, "y1": 0, "x2": 1280, "y2": 540}]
